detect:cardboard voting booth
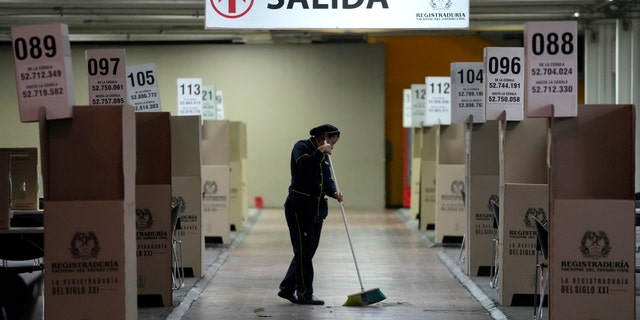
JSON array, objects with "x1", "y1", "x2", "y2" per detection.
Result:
[
  {"x1": 135, "y1": 112, "x2": 172, "y2": 307},
  {"x1": 229, "y1": 121, "x2": 248, "y2": 231},
  {"x1": 434, "y1": 123, "x2": 466, "y2": 244},
  {"x1": 550, "y1": 104, "x2": 635, "y2": 320},
  {"x1": 0, "y1": 148, "x2": 39, "y2": 210},
  {"x1": 498, "y1": 117, "x2": 550, "y2": 306},
  {"x1": 420, "y1": 126, "x2": 438, "y2": 231},
  {"x1": 410, "y1": 127, "x2": 422, "y2": 220},
  {"x1": 465, "y1": 119, "x2": 500, "y2": 276},
  {"x1": 0, "y1": 152, "x2": 9, "y2": 230},
  {"x1": 201, "y1": 120, "x2": 230, "y2": 244},
  {"x1": 40, "y1": 105, "x2": 137, "y2": 320},
  {"x1": 171, "y1": 115, "x2": 204, "y2": 277}
]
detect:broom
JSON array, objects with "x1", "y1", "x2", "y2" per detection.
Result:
[{"x1": 326, "y1": 153, "x2": 386, "y2": 306}]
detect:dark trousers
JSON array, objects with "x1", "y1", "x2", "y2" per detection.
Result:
[{"x1": 279, "y1": 206, "x2": 323, "y2": 299}]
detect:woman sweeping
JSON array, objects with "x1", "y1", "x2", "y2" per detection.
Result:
[{"x1": 278, "y1": 124, "x2": 343, "y2": 305}]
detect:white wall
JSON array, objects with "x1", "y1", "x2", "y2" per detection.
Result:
[{"x1": 0, "y1": 43, "x2": 386, "y2": 209}]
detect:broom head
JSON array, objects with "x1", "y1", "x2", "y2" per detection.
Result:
[{"x1": 343, "y1": 288, "x2": 386, "y2": 306}]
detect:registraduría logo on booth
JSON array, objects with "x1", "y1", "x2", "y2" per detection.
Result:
[{"x1": 70, "y1": 232, "x2": 101, "y2": 260}]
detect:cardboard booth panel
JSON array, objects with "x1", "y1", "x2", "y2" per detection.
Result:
[
  {"x1": 469, "y1": 121, "x2": 500, "y2": 176},
  {"x1": 435, "y1": 164, "x2": 465, "y2": 244},
  {"x1": 501, "y1": 118, "x2": 549, "y2": 185},
  {"x1": 202, "y1": 165, "x2": 230, "y2": 244},
  {"x1": 410, "y1": 158, "x2": 421, "y2": 220},
  {"x1": 40, "y1": 105, "x2": 136, "y2": 202},
  {"x1": 229, "y1": 121, "x2": 247, "y2": 163},
  {"x1": 136, "y1": 112, "x2": 171, "y2": 185},
  {"x1": 551, "y1": 104, "x2": 634, "y2": 200},
  {"x1": 466, "y1": 175, "x2": 499, "y2": 276},
  {"x1": 421, "y1": 127, "x2": 437, "y2": 161},
  {"x1": 229, "y1": 161, "x2": 245, "y2": 231},
  {"x1": 170, "y1": 116, "x2": 202, "y2": 177},
  {"x1": 420, "y1": 160, "x2": 437, "y2": 231},
  {"x1": 202, "y1": 120, "x2": 230, "y2": 166},
  {"x1": 172, "y1": 176, "x2": 204, "y2": 278},
  {"x1": 44, "y1": 200, "x2": 137, "y2": 320},
  {"x1": 500, "y1": 183, "x2": 548, "y2": 306},
  {"x1": 551, "y1": 199, "x2": 635, "y2": 320},
  {"x1": 241, "y1": 158, "x2": 249, "y2": 220},
  {"x1": 136, "y1": 184, "x2": 172, "y2": 307},
  {"x1": 437, "y1": 124, "x2": 465, "y2": 165},
  {"x1": 0, "y1": 152, "x2": 9, "y2": 229}
]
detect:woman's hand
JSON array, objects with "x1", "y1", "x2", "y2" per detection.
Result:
[
  {"x1": 318, "y1": 142, "x2": 333, "y2": 154},
  {"x1": 334, "y1": 192, "x2": 344, "y2": 202}
]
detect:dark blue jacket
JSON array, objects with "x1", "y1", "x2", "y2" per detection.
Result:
[{"x1": 285, "y1": 138, "x2": 338, "y2": 221}]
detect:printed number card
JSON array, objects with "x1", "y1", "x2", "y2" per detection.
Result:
[
  {"x1": 410, "y1": 84, "x2": 426, "y2": 128},
  {"x1": 424, "y1": 76, "x2": 451, "y2": 126},
  {"x1": 202, "y1": 85, "x2": 217, "y2": 120},
  {"x1": 402, "y1": 88, "x2": 412, "y2": 128},
  {"x1": 451, "y1": 62, "x2": 485, "y2": 124},
  {"x1": 484, "y1": 47, "x2": 525, "y2": 121},
  {"x1": 86, "y1": 49, "x2": 127, "y2": 106},
  {"x1": 215, "y1": 90, "x2": 225, "y2": 120},
  {"x1": 177, "y1": 78, "x2": 202, "y2": 116},
  {"x1": 126, "y1": 63, "x2": 162, "y2": 112},
  {"x1": 525, "y1": 21, "x2": 578, "y2": 117},
  {"x1": 11, "y1": 23, "x2": 75, "y2": 122}
]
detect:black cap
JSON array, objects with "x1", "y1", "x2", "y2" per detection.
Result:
[{"x1": 309, "y1": 124, "x2": 340, "y2": 136}]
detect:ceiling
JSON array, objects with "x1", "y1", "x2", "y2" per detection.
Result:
[{"x1": 0, "y1": 0, "x2": 638, "y2": 44}]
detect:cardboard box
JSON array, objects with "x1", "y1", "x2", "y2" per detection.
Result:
[
  {"x1": 0, "y1": 152, "x2": 9, "y2": 230},
  {"x1": 499, "y1": 183, "x2": 548, "y2": 306},
  {"x1": 201, "y1": 120, "x2": 231, "y2": 242},
  {"x1": 229, "y1": 160, "x2": 244, "y2": 231},
  {"x1": 0, "y1": 148, "x2": 39, "y2": 210},
  {"x1": 498, "y1": 117, "x2": 549, "y2": 306},
  {"x1": 409, "y1": 128, "x2": 422, "y2": 219},
  {"x1": 202, "y1": 165, "x2": 230, "y2": 244},
  {"x1": 419, "y1": 126, "x2": 438, "y2": 231},
  {"x1": 434, "y1": 123, "x2": 465, "y2": 244},
  {"x1": 551, "y1": 200, "x2": 635, "y2": 320},
  {"x1": 550, "y1": 104, "x2": 635, "y2": 319},
  {"x1": 171, "y1": 115, "x2": 204, "y2": 277},
  {"x1": 229, "y1": 121, "x2": 247, "y2": 230},
  {"x1": 135, "y1": 112, "x2": 172, "y2": 307},
  {"x1": 465, "y1": 120, "x2": 500, "y2": 276},
  {"x1": 40, "y1": 105, "x2": 137, "y2": 320},
  {"x1": 45, "y1": 201, "x2": 136, "y2": 320},
  {"x1": 171, "y1": 176, "x2": 203, "y2": 277},
  {"x1": 241, "y1": 158, "x2": 249, "y2": 221},
  {"x1": 202, "y1": 120, "x2": 230, "y2": 166}
]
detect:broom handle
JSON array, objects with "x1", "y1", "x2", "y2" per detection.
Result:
[{"x1": 326, "y1": 154, "x2": 364, "y2": 292}]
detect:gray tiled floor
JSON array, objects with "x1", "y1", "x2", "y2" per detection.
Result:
[
  {"x1": 171, "y1": 209, "x2": 496, "y2": 320},
  {"x1": 139, "y1": 208, "x2": 640, "y2": 320}
]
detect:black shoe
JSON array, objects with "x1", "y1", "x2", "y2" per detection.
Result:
[
  {"x1": 278, "y1": 291, "x2": 298, "y2": 304},
  {"x1": 297, "y1": 294, "x2": 325, "y2": 305}
]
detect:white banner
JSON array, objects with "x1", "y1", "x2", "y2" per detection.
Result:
[{"x1": 205, "y1": 0, "x2": 469, "y2": 30}]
